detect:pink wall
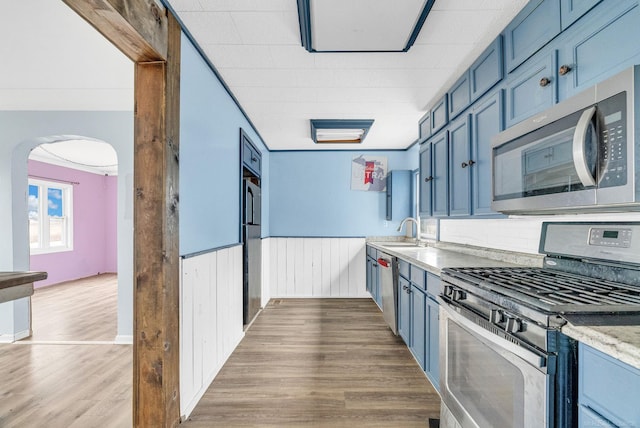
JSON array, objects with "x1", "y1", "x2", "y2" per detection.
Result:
[{"x1": 28, "y1": 160, "x2": 117, "y2": 288}]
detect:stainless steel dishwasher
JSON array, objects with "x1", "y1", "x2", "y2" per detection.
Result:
[{"x1": 377, "y1": 252, "x2": 398, "y2": 335}]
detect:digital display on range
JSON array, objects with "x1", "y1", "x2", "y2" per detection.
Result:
[{"x1": 603, "y1": 230, "x2": 619, "y2": 239}]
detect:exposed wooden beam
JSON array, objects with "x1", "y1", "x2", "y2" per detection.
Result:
[
  {"x1": 62, "y1": 0, "x2": 168, "y2": 62},
  {"x1": 133, "y1": 11, "x2": 181, "y2": 428},
  {"x1": 62, "y1": 1, "x2": 182, "y2": 426}
]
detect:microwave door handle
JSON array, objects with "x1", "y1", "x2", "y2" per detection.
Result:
[{"x1": 572, "y1": 106, "x2": 597, "y2": 187}]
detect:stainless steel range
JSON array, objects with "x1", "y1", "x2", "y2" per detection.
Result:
[{"x1": 439, "y1": 222, "x2": 640, "y2": 428}]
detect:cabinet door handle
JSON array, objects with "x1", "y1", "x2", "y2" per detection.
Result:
[
  {"x1": 251, "y1": 157, "x2": 258, "y2": 162},
  {"x1": 461, "y1": 160, "x2": 475, "y2": 168},
  {"x1": 539, "y1": 77, "x2": 551, "y2": 87},
  {"x1": 424, "y1": 176, "x2": 433, "y2": 182},
  {"x1": 559, "y1": 65, "x2": 572, "y2": 76}
]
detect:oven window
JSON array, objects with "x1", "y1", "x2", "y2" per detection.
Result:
[{"x1": 448, "y1": 321, "x2": 525, "y2": 427}]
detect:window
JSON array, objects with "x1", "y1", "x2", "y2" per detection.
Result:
[{"x1": 28, "y1": 178, "x2": 73, "y2": 254}]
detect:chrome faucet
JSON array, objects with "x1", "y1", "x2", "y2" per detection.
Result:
[{"x1": 397, "y1": 217, "x2": 420, "y2": 240}]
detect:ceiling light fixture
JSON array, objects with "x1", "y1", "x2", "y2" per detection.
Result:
[
  {"x1": 310, "y1": 119, "x2": 374, "y2": 144},
  {"x1": 297, "y1": 0, "x2": 436, "y2": 53}
]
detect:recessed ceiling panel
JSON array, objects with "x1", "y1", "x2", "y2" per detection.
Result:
[{"x1": 302, "y1": 0, "x2": 433, "y2": 52}]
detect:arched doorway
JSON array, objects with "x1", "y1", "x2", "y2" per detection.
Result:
[{"x1": 27, "y1": 137, "x2": 120, "y2": 342}]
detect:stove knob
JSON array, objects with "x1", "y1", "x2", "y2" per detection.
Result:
[
  {"x1": 444, "y1": 285, "x2": 454, "y2": 297},
  {"x1": 506, "y1": 317, "x2": 522, "y2": 334},
  {"x1": 452, "y1": 289, "x2": 466, "y2": 302},
  {"x1": 490, "y1": 309, "x2": 504, "y2": 324}
]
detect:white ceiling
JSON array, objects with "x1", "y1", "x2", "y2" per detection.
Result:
[
  {"x1": 2, "y1": 0, "x2": 528, "y2": 152},
  {"x1": 169, "y1": 0, "x2": 528, "y2": 150},
  {"x1": 30, "y1": 139, "x2": 119, "y2": 176}
]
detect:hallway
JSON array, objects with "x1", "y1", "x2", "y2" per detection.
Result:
[{"x1": 183, "y1": 298, "x2": 440, "y2": 427}]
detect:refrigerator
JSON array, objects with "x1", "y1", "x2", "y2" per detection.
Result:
[{"x1": 243, "y1": 179, "x2": 262, "y2": 327}]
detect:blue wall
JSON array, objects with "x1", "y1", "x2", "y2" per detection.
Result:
[
  {"x1": 269, "y1": 147, "x2": 418, "y2": 237},
  {"x1": 179, "y1": 33, "x2": 269, "y2": 256}
]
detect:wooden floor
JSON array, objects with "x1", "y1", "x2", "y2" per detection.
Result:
[
  {"x1": 26, "y1": 273, "x2": 118, "y2": 342},
  {"x1": 0, "y1": 274, "x2": 132, "y2": 427},
  {"x1": 1, "y1": 282, "x2": 440, "y2": 427},
  {"x1": 183, "y1": 298, "x2": 440, "y2": 427}
]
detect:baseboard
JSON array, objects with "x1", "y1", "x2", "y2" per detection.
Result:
[
  {"x1": 114, "y1": 334, "x2": 133, "y2": 344},
  {"x1": 0, "y1": 329, "x2": 31, "y2": 343}
]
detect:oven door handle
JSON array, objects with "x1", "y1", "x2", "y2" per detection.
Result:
[
  {"x1": 441, "y1": 299, "x2": 549, "y2": 372},
  {"x1": 572, "y1": 106, "x2": 597, "y2": 187}
]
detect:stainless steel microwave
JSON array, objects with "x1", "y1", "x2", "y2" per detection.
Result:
[{"x1": 491, "y1": 66, "x2": 640, "y2": 214}]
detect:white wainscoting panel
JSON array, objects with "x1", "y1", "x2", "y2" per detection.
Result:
[
  {"x1": 261, "y1": 239, "x2": 271, "y2": 307},
  {"x1": 180, "y1": 245, "x2": 244, "y2": 420},
  {"x1": 267, "y1": 238, "x2": 367, "y2": 298}
]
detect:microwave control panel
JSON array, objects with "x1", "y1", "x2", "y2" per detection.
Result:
[{"x1": 598, "y1": 91, "x2": 627, "y2": 187}]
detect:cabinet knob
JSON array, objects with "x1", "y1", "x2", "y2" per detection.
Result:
[
  {"x1": 559, "y1": 65, "x2": 572, "y2": 76},
  {"x1": 461, "y1": 159, "x2": 476, "y2": 168},
  {"x1": 251, "y1": 157, "x2": 258, "y2": 162},
  {"x1": 539, "y1": 77, "x2": 551, "y2": 87},
  {"x1": 424, "y1": 176, "x2": 433, "y2": 182}
]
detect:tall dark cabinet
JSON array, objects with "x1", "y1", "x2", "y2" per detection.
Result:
[{"x1": 240, "y1": 129, "x2": 262, "y2": 328}]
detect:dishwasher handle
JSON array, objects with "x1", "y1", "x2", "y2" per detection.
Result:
[{"x1": 377, "y1": 258, "x2": 390, "y2": 268}]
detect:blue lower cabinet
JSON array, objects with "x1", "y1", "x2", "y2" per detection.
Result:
[
  {"x1": 397, "y1": 258, "x2": 441, "y2": 391},
  {"x1": 579, "y1": 343, "x2": 640, "y2": 427},
  {"x1": 366, "y1": 250, "x2": 380, "y2": 308},
  {"x1": 410, "y1": 285, "x2": 426, "y2": 370},
  {"x1": 398, "y1": 276, "x2": 411, "y2": 345},
  {"x1": 426, "y1": 295, "x2": 440, "y2": 390}
]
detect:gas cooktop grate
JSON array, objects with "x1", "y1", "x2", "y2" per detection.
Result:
[{"x1": 442, "y1": 267, "x2": 640, "y2": 310}]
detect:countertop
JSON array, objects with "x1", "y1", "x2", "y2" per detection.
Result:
[
  {"x1": 0, "y1": 271, "x2": 48, "y2": 290},
  {"x1": 367, "y1": 239, "x2": 543, "y2": 276},
  {"x1": 563, "y1": 322, "x2": 640, "y2": 370},
  {"x1": 367, "y1": 239, "x2": 640, "y2": 370},
  {"x1": 0, "y1": 271, "x2": 48, "y2": 304}
]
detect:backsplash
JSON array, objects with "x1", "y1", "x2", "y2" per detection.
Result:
[{"x1": 439, "y1": 212, "x2": 640, "y2": 254}]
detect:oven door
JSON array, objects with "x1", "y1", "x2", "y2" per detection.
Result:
[{"x1": 440, "y1": 303, "x2": 552, "y2": 428}]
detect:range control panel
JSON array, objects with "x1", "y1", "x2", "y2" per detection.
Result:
[
  {"x1": 540, "y1": 221, "x2": 640, "y2": 265},
  {"x1": 589, "y1": 227, "x2": 632, "y2": 248}
]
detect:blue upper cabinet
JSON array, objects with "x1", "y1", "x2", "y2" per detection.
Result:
[
  {"x1": 560, "y1": 0, "x2": 602, "y2": 30},
  {"x1": 472, "y1": 91, "x2": 504, "y2": 215},
  {"x1": 470, "y1": 36, "x2": 504, "y2": 102},
  {"x1": 557, "y1": 0, "x2": 640, "y2": 101},
  {"x1": 431, "y1": 131, "x2": 449, "y2": 217},
  {"x1": 419, "y1": 111, "x2": 431, "y2": 141},
  {"x1": 241, "y1": 130, "x2": 262, "y2": 177},
  {"x1": 504, "y1": 0, "x2": 561, "y2": 73},
  {"x1": 430, "y1": 95, "x2": 448, "y2": 135},
  {"x1": 448, "y1": 72, "x2": 471, "y2": 120},
  {"x1": 419, "y1": 143, "x2": 433, "y2": 217},
  {"x1": 448, "y1": 114, "x2": 472, "y2": 217},
  {"x1": 386, "y1": 170, "x2": 411, "y2": 221},
  {"x1": 505, "y1": 51, "x2": 557, "y2": 127}
]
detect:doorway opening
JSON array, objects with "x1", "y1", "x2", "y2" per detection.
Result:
[{"x1": 26, "y1": 138, "x2": 119, "y2": 343}]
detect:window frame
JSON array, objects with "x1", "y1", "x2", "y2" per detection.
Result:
[{"x1": 28, "y1": 178, "x2": 74, "y2": 255}]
